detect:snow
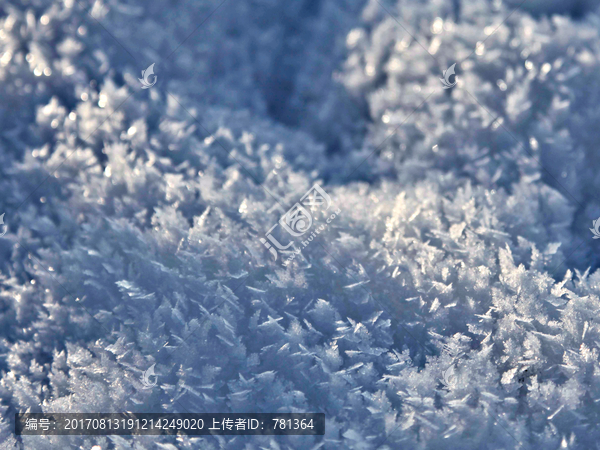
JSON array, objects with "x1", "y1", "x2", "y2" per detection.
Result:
[{"x1": 2, "y1": 0, "x2": 600, "y2": 448}]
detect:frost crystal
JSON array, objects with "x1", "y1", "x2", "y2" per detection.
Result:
[{"x1": 1, "y1": 0, "x2": 600, "y2": 448}]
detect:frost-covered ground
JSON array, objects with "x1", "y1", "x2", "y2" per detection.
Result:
[{"x1": 3, "y1": 0, "x2": 600, "y2": 448}]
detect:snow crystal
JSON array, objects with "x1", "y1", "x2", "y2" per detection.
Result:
[{"x1": 2, "y1": 0, "x2": 600, "y2": 449}]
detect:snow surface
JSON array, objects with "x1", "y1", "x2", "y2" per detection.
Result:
[{"x1": 2, "y1": 0, "x2": 600, "y2": 448}]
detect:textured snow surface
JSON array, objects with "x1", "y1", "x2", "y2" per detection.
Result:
[{"x1": 2, "y1": 0, "x2": 600, "y2": 448}]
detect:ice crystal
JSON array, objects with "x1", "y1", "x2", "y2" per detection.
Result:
[{"x1": 1, "y1": 0, "x2": 600, "y2": 449}]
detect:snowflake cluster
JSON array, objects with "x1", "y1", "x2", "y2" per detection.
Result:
[{"x1": 1, "y1": 0, "x2": 600, "y2": 449}]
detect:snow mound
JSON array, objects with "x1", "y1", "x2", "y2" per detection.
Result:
[{"x1": 1, "y1": 0, "x2": 600, "y2": 449}]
